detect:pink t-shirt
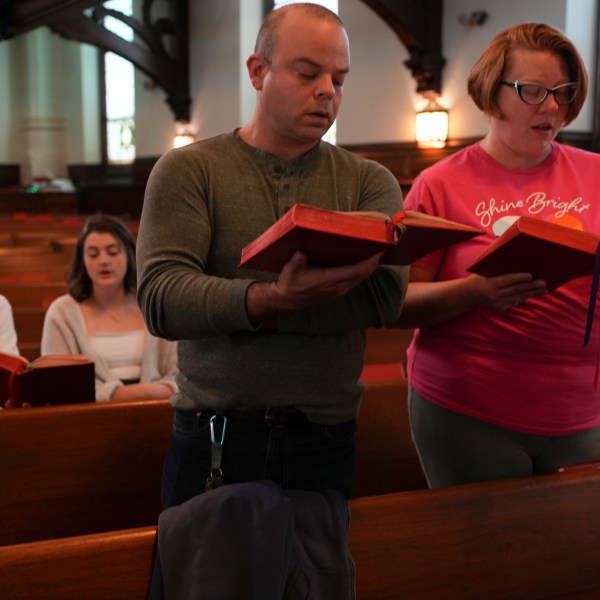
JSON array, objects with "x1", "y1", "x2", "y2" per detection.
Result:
[{"x1": 404, "y1": 142, "x2": 600, "y2": 435}]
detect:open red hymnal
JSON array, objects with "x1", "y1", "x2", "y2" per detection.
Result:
[
  {"x1": 0, "y1": 353, "x2": 95, "y2": 408},
  {"x1": 468, "y1": 216, "x2": 600, "y2": 291},
  {"x1": 238, "y1": 203, "x2": 483, "y2": 272}
]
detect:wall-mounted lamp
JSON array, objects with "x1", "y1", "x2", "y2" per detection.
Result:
[
  {"x1": 458, "y1": 11, "x2": 488, "y2": 27},
  {"x1": 173, "y1": 121, "x2": 196, "y2": 148},
  {"x1": 415, "y1": 99, "x2": 449, "y2": 148}
]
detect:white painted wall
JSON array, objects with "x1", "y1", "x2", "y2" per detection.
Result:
[
  {"x1": 442, "y1": 0, "x2": 597, "y2": 138},
  {"x1": 188, "y1": 1, "x2": 245, "y2": 140},
  {"x1": 337, "y1": 0, "x2": 415, "y2": 144},
  {"x1": 565, "y1": 0, "x2": 598, "y2": 131}
]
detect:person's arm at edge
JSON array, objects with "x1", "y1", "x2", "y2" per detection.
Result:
[{"x1": 0, "y1": 295, "x2": 19, "y2": 355}]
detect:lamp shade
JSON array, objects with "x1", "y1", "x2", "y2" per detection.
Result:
[
  {"x1": 174, "y1": 133, "x2": 196, "y2": 148},
  {"x1": 415, "y1": 100, "x2": 448, "y2": 148},
  {"x1": 173, "y1": 121, "x2": 196, "y2": 148}
]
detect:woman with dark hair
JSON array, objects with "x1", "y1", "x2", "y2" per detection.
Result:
[
  {"x1": 42, "y1": 214, "x2": 177, "y2": 402},
  {"x1": 395, "y1": 23, "x2": 600, "y2": 487}
]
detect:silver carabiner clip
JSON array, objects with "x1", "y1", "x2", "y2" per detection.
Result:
[
  {"x1": 206, "y1": 414, "x2": 228, "y2": 491},
  {"x1": 210, "y1": 414, "x2": 227, "y2": 445}
]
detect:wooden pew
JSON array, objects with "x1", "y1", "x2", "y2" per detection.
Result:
[
  {"x1": 349, "y1": 467, "x2": 600, "y2": 599},
  {"x1": 0, "y1": 248, "x2": 71, "y2": 260},
  {"x1": 3, "y1": 468, "x2": 600, "y2": 599},
  {"x1": 7, "y1": 231, "x2": 73, "y2": 247},
  {"x1": 0, "y1": 214, "x2": 85, "y2": 236},
  {"x1": 0, "y1": 212, "x2": 136, "y2": 234},
  {"x1": 0, "y1": 281, "x2": 65, "y2": 307},
  {"x1": 353, "y1": 377, "x2": 427, "y2": 496},
  {"x1": 0, "y1": 231, "x2": 12, "y2": 246},
  {"x1": 0, "y1": 247, "x2": 72, "y2": 274},
  {"x1": 0, "y1": 379, "x2": 421, "y2": 546},
  {"x1": 0, "y1": 527, "x2": 157, "y2": 600},
  {"x1": 365, "y1": 326, "x2": 413, "y2": 369},
  {"x1": 0, "y1": 268, "x2": 69, "y2": 283},
  {"x1": 12, "y1": 305, "x2": 47, "y2": 333},
  {"x1": 0, "y1": 213, "x2": 83, "y2": 226},
  {"x1": 12, "y1": 305, "x2": 47, "y2": 360},
  {"x1": 0, "y1": 213, "x2": 78, "y2": 226},
  {"x1": 8, "y1": 287, "x2": 64, "y2": 359},
  {"x1": 0, "y1": 399, "x2": 174, "y2": 546},
  {"x1": 1, "y1": 283, "x2": 65, "y2": 360}
]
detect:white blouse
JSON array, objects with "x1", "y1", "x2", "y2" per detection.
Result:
[{"x1": 88, "y1": 329, "x2": 145, "y2": 382}]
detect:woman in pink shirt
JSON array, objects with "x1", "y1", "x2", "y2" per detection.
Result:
[{"x1": 396, "y1": 23, "x2": 600, "y2": 487}]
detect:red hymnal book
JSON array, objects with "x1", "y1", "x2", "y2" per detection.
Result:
[
  {"x1": 468, "y1": 216, "x2": 600, "y2": 291},
  {"x1": 0, "y1": 353, "x2": 95, "y2": 408},
  {"x1": 238, "y1": 204, "x2": 483, "y2": 272}
]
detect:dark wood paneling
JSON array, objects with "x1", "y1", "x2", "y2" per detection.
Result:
[
  {"x1": 0, "y1": 164, "x2": 20, "y2": 187},
  {"x1": 343, "y1": 132, "x2": 596, "y2": 193}
]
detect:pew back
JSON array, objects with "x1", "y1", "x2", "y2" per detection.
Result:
[
  {"x1": 0, "y1": 246, "x2": 72, "y2": 273},
  {"x1": 0, "y1": 527, "x2": 157, "y2": 600},
  {"x1": 0, "y1": 379, "x2": 423, "y2": 545},
  {"x1": 364, "y1": 326, "x2": 413, "y2": 369},
  {"x1": 353, "y1": 378, "x2": 427, "y2": 496},
  {"x1": 11, "y1": 305, "x2": 50, "y2": 360},
  {"x1": 3, "y1": 469, "x2": 600, "y2": 599},
  {"x1": 350, "y1": 468, "x2": 600, "y2": 599},
  {"x1": 0, "y1": 399, "x2": 174, "y2": 545},
  {"x1": 0, "y1": 281, "x2": 66, "y2": 307}
]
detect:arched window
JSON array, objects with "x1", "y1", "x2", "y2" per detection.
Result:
[{"x1": 103, "y1": 0, "x2": 135, "y2": 164}]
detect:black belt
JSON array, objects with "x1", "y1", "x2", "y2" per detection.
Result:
[{"x1": 196, "y1": 406, "x2": 309, "y2": 428}]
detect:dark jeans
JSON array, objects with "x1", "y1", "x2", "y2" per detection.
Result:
[{"x1": 161, "y1": 408, "x2": 357, "y2": 509}]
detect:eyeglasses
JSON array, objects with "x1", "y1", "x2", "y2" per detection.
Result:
[{"x1": 500, "y1": 80, "x2": 578, "y2": 105}]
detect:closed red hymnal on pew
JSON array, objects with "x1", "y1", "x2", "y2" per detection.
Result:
[
  {"x1": 238, "y1": 203, "x2": 483, "y2": 272},
  {"x1": 468, "y1": 216, "x2": 600, "y2": 291},
  {"x1": 0, "y1": 353, "x2": 95, "y2": 408}
]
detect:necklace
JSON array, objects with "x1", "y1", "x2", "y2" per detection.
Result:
[
  {"x1": 92, "y1": 295, "x2": 130, "y2": 323},
  {"x1": 102, "y1": 303, "x2": 126, "y2": 323},
  {"x1": 108, "y1": 310, "x2": 122, "y2": 323}
]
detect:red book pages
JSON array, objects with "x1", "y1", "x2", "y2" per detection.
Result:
[
  {"x1": 0, "y1": 353, "x2": 95, "y2": 408},
  {"x1": 468, "y1": 216, "x2": 600, "y2": 291},
  {"x1": 238, "y1": 204, "x2": 482, "y2": 272}
]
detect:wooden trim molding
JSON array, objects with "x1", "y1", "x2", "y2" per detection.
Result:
[
  {"x1": 342, "y1": 138, "x2": 478, "y2": 189},
  {"x1": 0, "y1": 164, "x2": 20, "y2": 187},
  {"x1": 343, "y1": 132, "x2": 594, "y2": 191}
]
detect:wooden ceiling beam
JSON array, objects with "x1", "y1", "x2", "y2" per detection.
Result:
[
  {"x1": 1, "y1": 0, "x2": 446, "y2": 117},
  {"x1": 0, "y1": 0, "x2": 190, "y2": 122},
  {"x1": 359, "y1": 0, "x2": 445, "y2": 96}
]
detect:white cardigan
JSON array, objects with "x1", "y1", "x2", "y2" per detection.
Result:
[
  {"x1": 0, "y1": 294, "x2": 18, "y2": 355},
  {"x1": 41, "y1": 294, "x2": 178, "y2": 402}
]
